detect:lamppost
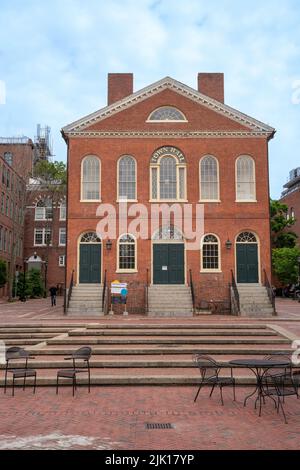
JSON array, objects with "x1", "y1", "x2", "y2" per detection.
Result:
[
  {"x1": 44, "y1": 259, "x2": 48, "y2": 298},
  {"x1": 20, "y1": 258, "x2": 28, "y2": 302}
]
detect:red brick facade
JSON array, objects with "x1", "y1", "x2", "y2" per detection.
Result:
[
  {"x1": 63, "y1": 74, "x2": 275, "y2": 313},
  {"x1": 24, "y1": 189, "x2": 66, "y2": 294},
  {"x1": 280, "y1": 169, "x2": 300, "y2": 243}
]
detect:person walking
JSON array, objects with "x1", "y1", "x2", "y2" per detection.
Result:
[{"x1": 49, "y1": 286, "x2": 58, "y2": 307}]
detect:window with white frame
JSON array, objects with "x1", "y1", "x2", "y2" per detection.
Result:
[
  {"x1": 201, "y1": 234, "x2": 220, "y2": 271},
  {"x1": 34, "y1": 228, "x2": 52, "y2": 246},
  {"x1": 236, "y1": 156, "x2": 256, "y2": 201},
  {"x1": 200, "y1": 156, "x2": 219, "y2": 201},
  {"x1": 118, "y1": 234, "x2": 136, "y2": 271},
  {"x1": 151, "y1": 155, "x2": 186, "y2": 201},
  {"x1": 148, "y1": 107, "x2": 186, "y2": 121},
  {"x1": 59, "y1": 228, "x2": 66, "y2": 246},
  {"x1": 118, "y1": 156, "x2": 136, "y2": 200},
  {"x1": 35, "y1": 199, "x2": 53, "y2": 220},
  {"x1": 81, "y1": 156, "x2": 101, "y2": 200},
  {"x1": 4, "y1": 152, "x2": 13, "y2": 166},
  {"x1": 59, "y1": 255, "x2": 65, "y2": 267},
  {"x1": 59, "y1": 200, "x2": 66, "y2": 220}
]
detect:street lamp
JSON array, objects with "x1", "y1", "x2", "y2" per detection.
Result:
[
  {"x1": 44, "y1": 260, "x2": 48, "y2": 298},
  {"x1": 20, "y1": 258, "x2": 29, "y2": 302}
]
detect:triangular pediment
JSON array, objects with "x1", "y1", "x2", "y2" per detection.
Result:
[{"x1": 62, "y1": 76, "x2": 275, "y2": 138}]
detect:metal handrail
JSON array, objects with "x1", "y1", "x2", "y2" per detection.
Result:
[
  {"x1": 102, "y1": 269, "x2": 107, "y2": 311},
  {"x1": 189, "y1": 269, "x2": 195, "y2": 314},
  {"x1": 230, "y1": 270, "x2": 240, "y2": 315},
  {"x1": 66, "y1": 270, "x2": 74, "y2": 312},
  {"x1": 145, "y1": 269, "x2": 149, "y2": 314},
  {"x1": 264, "y1": 269, "x2": 276, "y2": 313}
]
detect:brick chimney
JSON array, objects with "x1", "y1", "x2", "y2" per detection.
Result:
[
  {"x1": 107, "y1": 73, "x2": 133, "y2": 105},
  {"x1": 198, "y1": 73, "x2": 224, "y2": 103}
]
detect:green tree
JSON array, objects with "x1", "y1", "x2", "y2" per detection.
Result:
[
  {"x1": 0, "y1": 259, "x2": 8, "y2": 288},
  {"x1": 272, "y1": 247, "x2": 300, "y2": 285},
  {"x1": 270, "y1": 199, "x2": 298, "y2": 248},
  {"x1": 28, "y1": 269, "x2": 45, "y2": 298}
]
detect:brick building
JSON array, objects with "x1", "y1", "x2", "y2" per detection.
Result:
[
  {"x1": 280, "y1": 168, "x2": 300, "y2": 242},
  {"x1": 62, "y1": 73, "x2": 275, "y2": 316},
  {"x1": 24, "y1": 182, "x2": 66, "y2": 293}
]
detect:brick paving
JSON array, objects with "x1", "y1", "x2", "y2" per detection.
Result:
[
  {"x1": 0, "y1": 297, "x2": 299, "y2": 449},
  {"x1": 0, "y1": 385, "x2": 300, "y2": 450}
]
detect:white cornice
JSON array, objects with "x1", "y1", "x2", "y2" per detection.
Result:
[
  {"x1": 62, "y1": 76, "x2": 275, "y2": 136},
  {"x1": 66, "y1": 130, "x2": 271, "y2": 139}
]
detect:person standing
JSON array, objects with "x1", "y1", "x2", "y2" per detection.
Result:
[{"x1": 49, "y1": 286, "x2": 58, "y2": 307}]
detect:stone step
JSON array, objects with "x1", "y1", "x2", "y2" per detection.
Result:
[
  {"x1": 69, "y1": 301, "x2": 103, "y2": 308},
  {"x1": 47, "y1": 337, "x2": 290, "y2": 345},
  {"x1": 68, "y1": 329, "x2": 277, "y2": 337},
  {"x1": 85, "y1": 323, "x2": 268, "y2": 330}
]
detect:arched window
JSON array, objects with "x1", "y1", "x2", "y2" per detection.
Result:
[
  {"x1": 152, "y1": 225, "x2": 183, "y2": 241},
  {"x1": 148, "y1": 107, "x2": 187, "y2": 121},
  {"x1": 201, "y1": 234, "x2": 220, "y2": 271},
  {"x1": 118, "y1": 156, "x2": 136, "y2": 201},
  {"x1": 118, "y1": 234, "x2": 136, "y2": 271},
  {"x1": 35, "y1": 199, "x2": 53, "y2": 221},
  {"x1": 236, "y1": 232, "x2": 257, "y2": 243},
  {"x1": 151, "y1": 154, "x2": 186, "y2": 201},
  {"x1": 236, "y1": 156, "x2": 256, "y2": 201},
  {"x1": 81, "y1": 156, "x2": 101, "y2": 201},
  {"x1": 200, "y1": 156, "x2": 219, "y2": 201}
]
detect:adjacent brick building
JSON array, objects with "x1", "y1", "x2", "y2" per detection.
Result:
[
  {"x1": 280, "y1": 168, "x2": 300, "y2": 241},
  {"x1": 62, "y1": 73, "x2": 275, "y2": 316}
]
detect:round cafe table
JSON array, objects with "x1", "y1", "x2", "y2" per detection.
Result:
[{"x1": 229, "y1": 359, "x2": 290, "y2": 416}]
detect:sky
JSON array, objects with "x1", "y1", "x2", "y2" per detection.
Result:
[{"x1": 0, "y1": 0, "x2": 299, "y2": 199}]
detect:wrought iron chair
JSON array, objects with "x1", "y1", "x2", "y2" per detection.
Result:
[
  {"x1": 56, "y1": 346, "x2": 92, "y2": 396},
  {"x1": 4, "y1": 347, "x2": 36, "y2": 396},
  {"x1": 262, "y1": 368, "x2": 299, "y2": 424},
  {"x1": 193, "y1": 354, "x2": 236, "y2": 406}
]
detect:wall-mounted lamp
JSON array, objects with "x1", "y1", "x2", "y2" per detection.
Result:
[
  {"x1": 225, "y1": 239, "x2": 232, "y2": 250},
  {"x1": 106, "y1": 239, "x2": 112, "y2": 251}
]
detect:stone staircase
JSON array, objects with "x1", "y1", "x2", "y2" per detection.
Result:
[
  {"x1": 67, "y1": 284, "x2": 104, "y2": 316},
  {"x1": 0, "y1": 322, "x2": 293, "y2": 387},
  {"x1": 148, "y1": 285, "x2": 193, "y2": 317},
  {"x1": 237, "y1": 284, "x2": 275, "y2": 317}
]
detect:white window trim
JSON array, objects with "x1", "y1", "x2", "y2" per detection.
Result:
[
  {"x1": 200, "y1": 233, "x2": 221, "y2": 273},
  {"x1": 235, "y1": 155, "x2": 256, "y2": 202},
  {"x1": 117, "y1": 155, "x2": 137, "y2": 202},
  {"x1": 146, "y1": 106, "x2": 188, "y2": 122},
  {"x1": 59, "y1": 228, "x2": 66, "y2": 246},
  {"x1": 80, "y1": 155, "x2": 101, "y2": 202},
  {"x1": 59, "y1": 255, "x2": 65, "y2": 267},
  {"x1": 116, "y1": 233, "x2": 137, "y2": 273},
  {"x1": 199, "y1": 155, "x2": 220, "y2": 202},
  {"x1": 59, "y1": 202, "x2": 66, "y2": 221},
  {"x1": 34, "y1": 206, "x2": 53, "y2": 221},
  {"x1": 150, "y1": 157, "x2": 187, "y2": 202}
]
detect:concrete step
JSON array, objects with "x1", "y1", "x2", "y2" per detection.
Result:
[
  {"x1": 47, "y1": 337, "x2": 290, "y2": 345},
  {"x1": 69, "y1": 302, "x2": 103, "y2": 308},
  {"x1": 68, "y1": 329, "x2": 277, "y2": 337}
]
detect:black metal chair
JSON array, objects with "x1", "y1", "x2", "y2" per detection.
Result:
[
  {"x1": 56, "y1": 346, "x2": 92, "y2": 396},
  {"x1": 4, "y1": 347, "x2": 36, "y2": 396},
  {"x1": 262, "y1": 369, "x2": 299, "y2": 424},
  {"x1": 193, "y1": 354, "x2": 236, "y2": 406}
]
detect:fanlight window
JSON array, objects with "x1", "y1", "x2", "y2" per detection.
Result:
[
  {"x1": 236, "y1": 156, "x2": 256, "y2": 201},
  {"x1": 148, "y1": 107, "x2": 186, "y2": 121},
  {"x1": 201, "y1": 234, "x2": 220, "y2": 271},
  {"x1": 152, "y1": 225, "x2": 183, "y2": 241},
  {"x1": 118, "y1": 234, "x2": 136, "y2": 270},
  {"x1": 151, "y1": 154, "x2": 186, "y2": 201},
  {"x1": 200, "y1": 156, "x2": 219, "y2": 201},
  {"x1": 35, "y1": 199, "x2": 53, "y2": 220},
  {"x1": 80, "y1": 232, "x2": 101, "y2": 243},
  {"x1": 81, "y1": 156, "x2": 101, "y2": 200},
  {"x1": 118, "y1": 156, "x2": 136, "y2": 200},
  {"x1": 236, "y1": 232, "x2": 257, "y2": 243}
]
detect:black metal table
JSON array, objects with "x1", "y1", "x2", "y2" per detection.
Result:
[{"x1": 229, "y1": 359, "x2": 290, "y2": 416}]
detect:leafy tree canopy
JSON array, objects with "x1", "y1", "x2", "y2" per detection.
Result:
[
  {"x1": 272, "y1": 247, "x2": 300, "y2": 285},
  {"x1": 270, "y1": 199, "x2": 297, "y2": 248}
]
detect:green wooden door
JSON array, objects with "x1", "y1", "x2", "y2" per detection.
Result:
[
  {"x1": 153, "y1": 244, "x2": 184, "y2": 284},
  {"x1": 236, "y1": 244, "x2": 258, "y2": 283},
  {"x1": 79, "y1": 244, "x2": 101, "y2": 283}
]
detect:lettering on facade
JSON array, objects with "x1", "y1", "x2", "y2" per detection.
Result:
[{"x1": 151, "y1": 146, "x2": 186, "y2": 163}]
